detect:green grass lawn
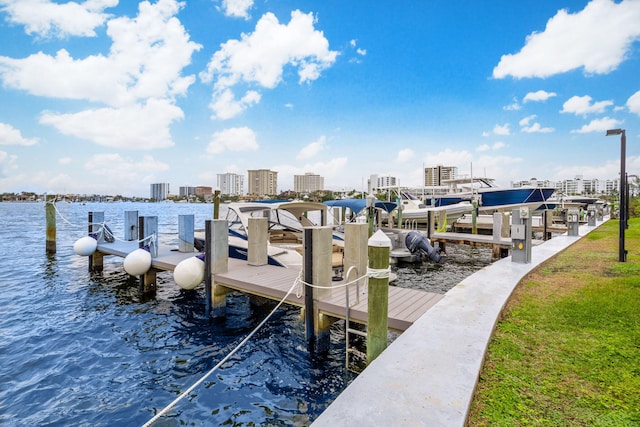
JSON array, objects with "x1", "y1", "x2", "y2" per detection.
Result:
[{"x1": 468, "y1": 218, "x2": 640, "y2": 426}]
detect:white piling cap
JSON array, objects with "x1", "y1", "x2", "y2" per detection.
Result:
[{"x1": 368, "y1": 229, "x2": 392, "y2": 248}]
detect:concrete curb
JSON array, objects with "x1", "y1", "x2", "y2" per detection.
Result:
[{"x1": 312, "y1": 220, "x2": 606, "y2": 426}]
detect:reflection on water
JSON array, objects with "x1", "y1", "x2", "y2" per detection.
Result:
[{"x1": 0, "y1": 201, "x2": 488, "y2": 426}]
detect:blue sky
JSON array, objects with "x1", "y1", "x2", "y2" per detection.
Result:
[{"x1": 1, "y1": 0, "x2": 639, "y2": 197}]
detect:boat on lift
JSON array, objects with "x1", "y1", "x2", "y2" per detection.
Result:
[
  {"x1": 425, "y1": 177, "x2": 556, "y2": 213},
  {"x1": 197, "y1": 200, "x2": 342, "y2": 269}
]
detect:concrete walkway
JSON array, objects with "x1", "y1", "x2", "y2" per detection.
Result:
[{"x1": 312, "y1": 220, "x2": 606, "y2": 427}]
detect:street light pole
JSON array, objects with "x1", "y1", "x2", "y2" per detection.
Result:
[{"x1": 606, "y1": 128, "x2": 627, "y2": 262}]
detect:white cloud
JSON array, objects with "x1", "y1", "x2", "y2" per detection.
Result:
[
  {"x1": 521, "y1": 123, "x2": 554, "y2": 133},
  {"x1": 0, "y1": 122, "x2": 38, "y2": 146},
  {"x1": 523, "y1": 90, "x2": 557, "y2": 102},
  {"x1": 221, "y1": 0, "x2": 253, "y2": 19},
  {"x1": 81, "y1": 153, "x2": 169, "y2": 194},
  {"x1": 627, "y1": 91, "x2": 640, "y2": 116},
  {"x1": 519, "y1": 114, "x2": 554, "y2": 133},
  {"x1": 493, "y1": 0, "x2": 640, "y2": 78},
  {"x1": 200, "y1": 10, "x2": 338, "y2": 120},
  {"x1": 561, "y1": 95, "x2": 613, "y2": 115},
  {"x1": 0, "y1": 0, "x2": 200, "y2": 150},
  {"x1": 503, "y1": 98, "x2": 521, "y2": 111},
  {"x1": 58, "y1": 157, "x2": 72, "y2": 165},
  {"x1": 208, "y1": 88, "x2": 261, "y2": 120},
  {"x1": 571, "y1": 116, "x2": 622, "y2": 133},
  {"x1": 395, "y1": 148, "x2": 414, "y2": 163},
  {"x1": 206, "y1": 127, "x2": 259, "y2": 154},
  {"x1": 0, "y1": 150, "x2": 18, "y2": 176},
  {"x1": 493, "y1": 123, "x2": 510, "y2": 135},
  {"x1": 40, "y1": 99, "x2": 183, "y2": 149},
  {"x1": 0, "y1": 0, "x2": 117, "y2": 38},
  {"x1": 297, "y1": 136, "x2": 326, "y2": 160},
  {"x1": 476, "y1": 142, "x2": 506, "y2": 152}
]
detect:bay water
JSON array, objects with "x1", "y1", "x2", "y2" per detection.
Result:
[{"x1": 0, "y1": 201, "x2": 490, "y2": 426}]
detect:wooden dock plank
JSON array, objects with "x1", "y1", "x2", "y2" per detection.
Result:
[{"x1": 94, "y1": 241, "x2": 443, "y2": 332}]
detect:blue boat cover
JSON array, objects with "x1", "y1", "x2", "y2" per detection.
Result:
[{"x1": 324, "y1": 199, "x2": 397, "y2": 214}]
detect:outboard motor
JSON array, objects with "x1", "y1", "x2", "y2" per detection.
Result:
[{"x1": 405, "y1": 231, "x2": 444, "y2": 263}]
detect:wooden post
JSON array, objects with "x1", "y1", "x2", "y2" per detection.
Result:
[
  {"x1": 367, "y1": 229, "x2": 391, "y2": 364},
  {"x1": 205, "y1": 219, "x2": 229, "y2": 317},
  {"x1": 138, "y1": 216, "x2": 157, "y2": 295},
  {"x1": 45, "y1": 195, "x2": 56, "y2": 254},
  {"x1": 472, "y1": 199, "x2": 478, "y2": 234},
  {"x1": 213, "y1": 189, "x2": 221, "y2": 219},
  {"x1": 88, "y1": 212, "x2": 104, "y2": 272},
  {"x1": 396, "y1": 196, "x2": 402, "y2": 229}
]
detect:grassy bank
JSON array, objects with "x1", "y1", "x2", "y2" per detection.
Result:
[{"x1": 468, "y1": 218, "x2": 640, "y2": 426}]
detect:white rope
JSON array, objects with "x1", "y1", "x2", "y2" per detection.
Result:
[
  {"x1": 367, "y1": 266, "x2": 391, "y2": 279},
  {"x1": 47, "y1": 199, "x2": 157, "y2": 245},
  {"x1": 142, "y1": 276, "x2": 300, "y2": 427}
]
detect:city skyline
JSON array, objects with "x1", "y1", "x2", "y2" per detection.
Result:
[{"x1": 1, "y1": 0, "x2": 639, "y2": 197}]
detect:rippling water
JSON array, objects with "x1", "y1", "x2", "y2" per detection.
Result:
[{"x1": 0, "y1": 201, "x2": 489, "y2": 426}]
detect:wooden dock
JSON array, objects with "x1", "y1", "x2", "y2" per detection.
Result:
[{"x1": 96, "y1": 241, "x2": 444, "y2": 332}]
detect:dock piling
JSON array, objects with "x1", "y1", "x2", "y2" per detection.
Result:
[
  {"x1": 178, "y1": 214, "x2": 194, "y2": 253},
  {"x1": 205, "y1": 219, "x2": 229, "y2": 317},
  {"x1": 367, "y1": 229, "x2": 391, "y2": 364},
  {"x1": 124, "y1": 211, "x2": 138, "y2": 241},
  {"x1": 138, "y1": 216, "x2": 158, "y2": 295},
  {"x1": 303, "y1": 226, "x2": 333, "y2": 351},
  {"x1": 248, "y1": 217, "x2": 268, "y2": 266},
  {"x1": 45, "y1": 195, "x2": 56, "y2": 254},
  {"x1": 88, "y1": 212, "x2": 104, "y2": 272}
]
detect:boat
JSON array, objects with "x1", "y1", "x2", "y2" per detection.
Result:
[
  {"x1": 197, "y1": 200, "x2": 342, "y2": 269},
  {"x1": 324, "y1": 198, "x2": 443, "y2": 264},
  {"x1": 425, "y1": 177, "x2": 556, "y2": 213},
  {"x1": 389, "y1": 192, "x2": 473, "y2": 226}
]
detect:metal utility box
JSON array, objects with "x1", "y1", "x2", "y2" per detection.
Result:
[
  {"x1": 511, "y1": 208, "x2": 532, "y2": 264},
  {"x1": 567, "y1": 208, "x2": 580, "y2": 236},
  {"x1": 587, "y1": 204, "x2": 596, "y2": 226}
]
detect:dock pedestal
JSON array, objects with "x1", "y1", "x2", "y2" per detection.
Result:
[{"x1": 248, "y1": 217, "x2": 268, "y2": 266}]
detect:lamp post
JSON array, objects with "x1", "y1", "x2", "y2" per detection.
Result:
[{"x1": 606, "y1": 128, "x2": 627, "y2": 262}]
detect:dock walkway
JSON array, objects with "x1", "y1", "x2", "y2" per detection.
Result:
[
  {"x1": 96, "y1": 241, "x2": 443, "y2": 332},
  {"x1": 312, "y1": 219, "x2": 607, "y2": 426}
]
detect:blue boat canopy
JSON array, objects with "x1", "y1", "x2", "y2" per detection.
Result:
[{"x1": 324, "y1": 198, "x2": 397, "y2": 214}]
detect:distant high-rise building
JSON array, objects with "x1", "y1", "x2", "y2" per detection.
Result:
[
  {"x1": 217, "y1": 173, "x2": 244, "y2": 196},
  {"x1": 248, "y1": 169, "x2": 278, "y2": 196},
  {"x1": 294, "y1": 172, "x2": 324, "y2": 193},
  {"x1": 424, "y1": 166, "x2": 457, "y2": 186},
  {"x1": 179, "y1": 186, "x2": 196, "y2": 197},
  {"x1": 195, "y1": 186, "x2": 212, "y2": 197},
  {"x1": 150, "y1": 183, "x2": 169, "y2": 201}
]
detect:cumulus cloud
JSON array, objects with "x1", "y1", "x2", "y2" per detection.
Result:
[
  {"x1": 297, "y1": 136, "x2": 326, "y2": 160},
  {"x1": 0, "y1": 150, "x2": 18, "y2": 176},
  {"x1": 0, "y1": 0, "x2": 200, "y2": 149},
  {"x1": 207, "y1": 127, "x2": 259, "y2": 154},
  {"x1": 476, "y1": 142, "x2": 506, "y2": 152},
  {"x1": 519, "y1": 115, "x2": 554, "y2": 133},
  {"x1": 0, "y1": 122, "x2": 38, "y2": 146},
  {"x1": 503, "y1": 98, "x2": 521, "y2": 111},
  {"x1": 523, "y1": 90, "x2": 557, "y2": 102},
  {"x1": 395, "y1": 148, "x2": 414, "y2": 163},
  {"x1": 0, "y1": 0, "x2": 117, "y2": 38},
  {"x1": 561, "y1": 95, "x2": 613, "y2": 115},
  {"x1": 40, "y1": 99, "x2": 183, "y2": 149},
  {"x1": 493, "y1": 0, "x2": 640, "y2": 79},
  {"x1": 626, "y1": 91, "x2": 640, "y2": 116},
  {"x1": 200, "y1": 10, "x2": 338, "y2": 120},
  {"x1": 220, "y1": 0, "x2": 253, "y2": 19},
  {"x1": 493, "y1": 123, "x2": 510, "y2": 135},
  {"x1": 571, "y1": 116, "x2": 622, "y2": 133}
]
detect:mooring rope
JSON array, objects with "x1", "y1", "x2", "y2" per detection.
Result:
[
  {"x1": 47, "y1": 198, "x2": 157, "y2": 246},
  {"x1": 141, "y1": 275, "x2": 301, "y2": 427}
]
